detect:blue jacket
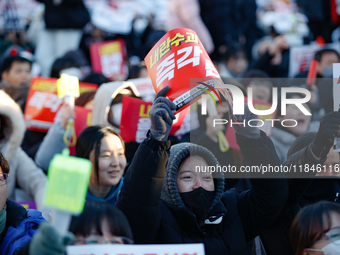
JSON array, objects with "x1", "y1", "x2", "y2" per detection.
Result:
[
  {"x1": 86, "y1": 177, "x2": 124, "y2": 206},
  {"x1": 0, "y1": 200, "x2": 46, "y2": 255}
]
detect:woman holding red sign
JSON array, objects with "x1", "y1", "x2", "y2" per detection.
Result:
[{"x1": 116, "y1": 86, "x2": 288, "y2": 255}]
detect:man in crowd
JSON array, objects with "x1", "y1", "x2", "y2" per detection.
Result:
[{"x1": 0, "y1": 55, "x2": 32, "y2": 112}]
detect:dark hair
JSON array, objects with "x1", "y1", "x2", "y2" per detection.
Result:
[
  {"x1": 287, "y1": 132, "x2": 316, "y2": 159},
  {"x1": 241, "y1": 69, "x2": 271, "y2": 90},
  {"x1": 316, "y1": 49, "x2": 340, "y2": 62},
  {"x1": 290, "y1": 201, "x2": 340, "y2": 254},
  {"x1": 1, "y1": 55, "x2": 31, "y2": 75},
  {"x1": 128, "y1": 65, "x2": 143, "y2": 79},
  {"x1": 75, "y1": 91, "x2": 96, "y2": 107},
  {"x1": 0, "y1": 151, "x2": 10, "y2": 174},
  {"x1": 82, "y1": 72, "x2": 109, "y2": 86},
  {"x1": 69, "y1": 201, "x2": 133, "y2": 239},
  {"x1": 223, "y1": 42, "x2": 247, "y2": 62},
  {"x1": 75, "y1": 126, "x2": 125, "y2": 183},
  {"x1": 50, "y1": 56, "x2": 77, "y2": 78},
  {"x1": 242, "y1": 69, "x2": 270, "y2": 79}
]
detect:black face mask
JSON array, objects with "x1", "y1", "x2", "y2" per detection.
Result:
[{"x1": 180, "y1": 187, "x2": 215, "y2": 220}]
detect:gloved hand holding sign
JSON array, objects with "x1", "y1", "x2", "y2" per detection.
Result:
[
  {"x1": 233, "y1": 104, "x2": 261, "y2": 139},
  {"x1": 149, "y1": 86, "x2": 176, "y2": 141}
]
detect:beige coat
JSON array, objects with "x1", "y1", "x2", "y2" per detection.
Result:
[
  {"x1": 0, "y1": 90, "x2": 46, "y2": 210},
  {"x1": 167, "y1": 0, "x2": 215, "y2": 54}
]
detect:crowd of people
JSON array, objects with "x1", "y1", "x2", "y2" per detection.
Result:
[{"x1": 1, "y1": 0, "x2": 340, "y2": 254}]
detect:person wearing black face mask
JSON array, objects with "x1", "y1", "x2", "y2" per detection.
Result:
[{"x1": 116, "y1": 86, "x2": 288, "y2": 255}]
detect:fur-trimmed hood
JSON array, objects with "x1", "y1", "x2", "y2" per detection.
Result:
[
  {"x1": 91, "y1": 81, "x2": 140, "y2": 134},
  {"x1": 0, "y1": 90, "x2": 26, "y2": 161}
]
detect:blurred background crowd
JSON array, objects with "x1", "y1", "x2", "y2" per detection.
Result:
[{"x1": 1, "y1": 0, "x2": 340, "y2": 254}]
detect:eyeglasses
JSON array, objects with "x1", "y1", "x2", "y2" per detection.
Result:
[
  {"x1": 306, "y1": 227, "x2": 340, "y2": 250},
  {"x1": 0, "y1": 173, "x2": 8, "y2": 186},
  {"x1": 73, "y1": 235, "x2": 134, "y2": 245}
]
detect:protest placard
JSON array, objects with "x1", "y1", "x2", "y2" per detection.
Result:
[
  {"x1": 289, "y1": 42, "x2": 340, "y2": 77},
  {"x1": 90, "y1": 4, "x2": 135, "y2": 35},
  {"x1": 67, "y1": 243, "x2": 205, "y2": 255},
  {"x1": 120, "y1": 96, "x2": 189, "y2": 143},
  {"x1": 90, "y1": 39, "x2": 128, "y2": 81},
  {"x1": 24, "y1": 77, "x2": 97, "y2": 132},
  {"x1": 68, "y1": 107, "x2": 92, "y2": 156},
  {"x1": 333, "y1": 63, "x2": 340, "y2": 152},
  {"x1": 145, "y1": 28, "x2": 222, "y2": 114},
  {"x1": 127, "y1": 77, "x2": 156, "y2": 102}
]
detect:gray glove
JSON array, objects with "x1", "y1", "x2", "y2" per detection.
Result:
[
  {"x1": 232, "y1": 104, "x2": 261, "y2": 139},
  {"x1": 29, "y1": 223, "x2": 75, "y2": 255},
  {"x1": 149, "y1": 86, "x2": 176, "y2": 141}
]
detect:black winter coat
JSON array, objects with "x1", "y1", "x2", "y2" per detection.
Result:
[
  {"x1": 260, "y1": 144, "x2": 326, "y2": 255},
  {"x1": 36, "y1": 0, "x2": 90, "y2": 29},
  {"x1": 116, "y1": 131, "x2": 288, "y2": 255}
]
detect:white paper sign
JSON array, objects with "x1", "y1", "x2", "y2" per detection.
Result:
[
  {"x1": 289, "y1": 42, "x2": 340, "y2": 78},
  {"x1": 91, "y1": 4, "x2": 134, "y2": 35},
  {"x1": 333, "y1": 63, "x2": 340, "y2": 152},
  {"x1": 66, "y1": 243, "x2": 205, "y2": 255},
  {"x1": 127, "y1": 78, "x2": 156, "y2": 102}
]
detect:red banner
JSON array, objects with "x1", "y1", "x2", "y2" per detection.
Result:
[
  {"x1": 145, "y1": 28, "x2": 222, "y2": 114},
  {"x1": 24, "y1": 77, "x2": 98, "y2": 132},
  {"x1": 69, "y1": 107, "x2": 93, "y2": 156},
  {"x1": 90, "y1": 39, "x2": 128, "y2": 81},
  {"x1": 120, "y1": 96, "x2": 189, "y2": 143}
]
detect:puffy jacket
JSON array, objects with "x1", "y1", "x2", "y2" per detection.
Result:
[
  {"x1": 0, "y1": 200, "x2": 46, "y2": 255},
  {"x1": 116, "y1": 131, "x2": 288, "y2": 255},
  {"x1": 0, "y1": 90, "x2": 46, "y2": 210}
]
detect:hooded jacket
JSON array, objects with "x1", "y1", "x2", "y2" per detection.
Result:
[
  {"x1": 35, "y1": 81, "x2": 141, "y2": 171},
  {"x1": 116, "y1": 131, "x2": 288, "y2": 255},
  {"x1": 0, "y1": 81, "x2": 29, "y2": 113},
  {"x1": 91, "y1": 81, "x2": 140, "y2": 133},
  {"x1": 0, "y1": 91, "x2": 46, "y2": 210}
]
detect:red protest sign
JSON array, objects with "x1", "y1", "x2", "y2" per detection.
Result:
[
  {"x1": 145, "y1": 28, "x2": 222, "y2": 114},
  {"x1": 120, "y1": 96, "x2": 189, "y2": 143},
  {"x1": 90, "y1": 39, "x2": 128, "y2": 81},
  {"x1": 120, "y1": 96, "x2": 152, "y2": 143},
  {"x1": 24, "y1": 77, "x2": 97, "y2": 132},
  {"x1": 226, "y1": 99, "x2": 277, "y2": 150},
  {"x1": 69, "y1": 106, "x2": 92, "y2": 156}
]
